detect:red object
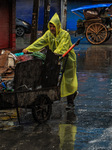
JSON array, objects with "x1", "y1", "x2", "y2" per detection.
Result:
[
  {"x1": 60, "y1": 38, "x2": 82, "y2": 61},
  {"x1": 62, "y1": 44, "x2": 76, "y2": 58},
  {"x1": 0, "y1": 0, "x2": 16, "y2": 51},
  {"x1": 0, "y1": 1, "x2": 9, "y2": 49},
  {"x1": 17, "y1": 55, "x2": 33, "y2": 62},
  {"x1": 60, "y1": 37, "x2": 84, "y2": 61}
]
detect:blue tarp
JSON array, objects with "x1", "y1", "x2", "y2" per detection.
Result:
[{"x1": 71, "y1": 3, "x2": 112, "y2": 12}]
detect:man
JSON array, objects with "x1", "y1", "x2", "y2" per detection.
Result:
[{"x1": 23, "y1": 13, "x2": 78, "y2": 109}]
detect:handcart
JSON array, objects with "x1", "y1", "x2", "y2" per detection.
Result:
[
  {"x1": 71, "y1": 3, "x2": 112, "y2": 45},
  {"x1": 0, "y1": 39, "x2": 80, "y2": 124}
]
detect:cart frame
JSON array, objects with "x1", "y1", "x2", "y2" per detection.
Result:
[
  {"x1": 0, "y1": 49, "x2": 63, "y2": 124},
  {"x1": 0, "y1": 39, "x2": 81, "y2": 124}
]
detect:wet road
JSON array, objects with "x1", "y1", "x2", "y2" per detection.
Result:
[{"x1": 0, "y1": 34, "x2": 112, "y2": 150}]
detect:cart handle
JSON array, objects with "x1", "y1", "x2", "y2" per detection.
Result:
[{"x1": 59, "y1": 37, "x2": 84, "y2": 61}]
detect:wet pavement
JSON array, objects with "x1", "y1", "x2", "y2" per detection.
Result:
[{"x1": 0, "y1": 33, "x2": 112, "y2": 150}]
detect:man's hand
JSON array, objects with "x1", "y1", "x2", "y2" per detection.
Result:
[{"x1": 22, "y1": 49, "x2": 28, "y2": 54}]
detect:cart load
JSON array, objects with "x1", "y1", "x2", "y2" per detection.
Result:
[{"x1": 0, "y1": 50, "x2": 34, "y2": 93}]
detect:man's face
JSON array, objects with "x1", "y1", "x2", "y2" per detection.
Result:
[{"x1": 49, "y1": 23, "x2": 56, "y2": 36}]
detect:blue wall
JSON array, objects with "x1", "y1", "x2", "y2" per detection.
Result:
[
  {"x1": 16, "y1": 0, "x2": 33, "y2": 24},
  {"x1": 16, "y1": 0, "x2": 60, "y2": 31}
]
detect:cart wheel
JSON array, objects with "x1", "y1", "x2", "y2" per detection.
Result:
[
  {"x1": 32, "y1": 95, "x2": 52, "y2": 123},
  {"x1": 86, "y1": 23, "x2": 107, "y2": 45}
]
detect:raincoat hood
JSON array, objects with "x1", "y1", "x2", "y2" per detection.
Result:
[{"x1": 48, "y1": 13, "x2": 61, "y2": 36}]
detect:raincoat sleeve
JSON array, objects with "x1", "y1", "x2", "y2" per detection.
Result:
[
  {"x1": 54, "y1": 31, "x2": 73, "y2": 55},
  {"x1": 26, "y1": 31, "x2": 49, "y2": 52}
]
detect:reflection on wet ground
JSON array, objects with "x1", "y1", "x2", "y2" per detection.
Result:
[
  {"x1": 0, "y1": 34, "x2": 112, "y2": 150},
  {"x1": 74, "y1": 37, "x2": 112, "y2": 150}
]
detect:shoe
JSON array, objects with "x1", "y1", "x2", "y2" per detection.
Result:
[{"x1": 66, "y1": 103, "x2": 75, "y2": 110}]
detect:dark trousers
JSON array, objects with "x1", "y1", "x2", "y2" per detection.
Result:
[{"x1": 67, "y1": 91, "x2": 77, "y2": 105}]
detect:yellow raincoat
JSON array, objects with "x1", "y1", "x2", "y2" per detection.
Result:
[{"x1": 26, "y1": 13, "x2": 78, "y2": 97}]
